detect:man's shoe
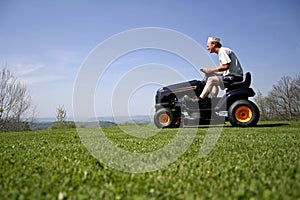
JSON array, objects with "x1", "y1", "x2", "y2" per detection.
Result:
[
  {"x1": 183, "y1": 95, "x2": 199, "y2": 103},
  {"x1": 198, "y1": 97, "x2": 205, "y2": 106}
]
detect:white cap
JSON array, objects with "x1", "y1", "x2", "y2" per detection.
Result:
[{"x1": 207, "y1": 37, "x2": 221, "y2": 43}]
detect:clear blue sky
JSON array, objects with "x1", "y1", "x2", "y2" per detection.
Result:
[{"x1": 1, "y1": 0, "x2": 299, "y2": 118}]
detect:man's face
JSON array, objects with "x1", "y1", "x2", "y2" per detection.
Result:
[{"x1": 206, "y1": 42, "x2": 215, "y2": 53}]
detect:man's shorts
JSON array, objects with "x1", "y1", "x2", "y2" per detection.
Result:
[{"x1": 220, "y1": 74, "x2": 243, "y2": 89}]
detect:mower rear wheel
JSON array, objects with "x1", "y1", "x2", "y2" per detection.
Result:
[{"x1": 228, "y1": 100, "x2": 260, "y2": 127}]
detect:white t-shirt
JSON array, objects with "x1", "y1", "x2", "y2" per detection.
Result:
[{"x1": 218, "y1": 47, "x2": 243, "y2": 76}]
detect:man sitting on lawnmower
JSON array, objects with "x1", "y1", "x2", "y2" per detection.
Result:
[{"x1": 186, "y1": 37, "x2": 244, "y2": 103}]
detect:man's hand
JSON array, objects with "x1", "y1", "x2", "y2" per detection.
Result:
[{"x1": 200, "y1": 68, "x2": 210, "y2": 73}]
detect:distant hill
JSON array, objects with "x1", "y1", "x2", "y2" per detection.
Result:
[
  {"x1": 76, "y1": 121, "x2": 117, "y2": 128},
  {"x1": 29, "y1": 121, "x2": 119, "y2": 131},
  {"x1": 29, "y1": 122, "x2": 54, "y2": 130},
  {"x1": 29, "y1": 115, "x2": 152, "y2": 131}
]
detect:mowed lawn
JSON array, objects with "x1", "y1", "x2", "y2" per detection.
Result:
[{"x1": 1, "y1": 121, "x2": 299, "y2": 199}]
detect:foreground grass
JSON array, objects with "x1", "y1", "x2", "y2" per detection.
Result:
[{"x1": 0, "y1": 121, "x2": 300, "y2": 199}]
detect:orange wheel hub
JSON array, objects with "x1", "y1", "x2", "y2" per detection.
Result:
[
  {"x1": 158, "y1": 113, "x2": 171, "y2": 125},
  {"x1": 235, "y1": 106, "x2": 253, "y2": 123}
]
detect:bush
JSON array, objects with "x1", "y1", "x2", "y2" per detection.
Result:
[
  {"x1": 67, "y1": 122, "x2": 76, "y2": 129},
  {"x1": 50, "y1": 121, "x2": 67, "y2": 130},
  {"x1": 50, "y1": 121, "x2": 76, "y2": 130}
]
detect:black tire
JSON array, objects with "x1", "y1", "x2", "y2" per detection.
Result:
[
  {"x1": 228, "y1": 100, "x2": 260, "y2": 127},
  {"x1": 154, "y1": 108, "x2": 179, "y2": 128}
]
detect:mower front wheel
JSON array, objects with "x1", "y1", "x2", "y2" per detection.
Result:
[{"x1": 154, "y1": 108, "x2": 179, "y2": 128}]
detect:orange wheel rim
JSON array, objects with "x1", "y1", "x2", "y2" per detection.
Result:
[
  {"x1": 235, "y1": 106, "x2": 253, "y2": 123},
  {"x1": 158, "y1": 113, "x2": 171, "y2": 125}
]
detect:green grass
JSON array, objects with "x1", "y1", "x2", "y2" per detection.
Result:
[{"x1": 1, "y1": 121, "x2": 300, "y2": 199}]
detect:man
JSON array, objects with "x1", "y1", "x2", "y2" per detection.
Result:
[{"x1": 198, "y1": 37, "x2": 243, "y2": 102}]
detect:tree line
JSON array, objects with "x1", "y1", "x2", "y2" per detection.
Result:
[
  {"x1": 254, "y1": 75, "x2": 300, "y2": 121},
  {"x1": 0, "y1": 68, "x2": 299, "y2": 132}
]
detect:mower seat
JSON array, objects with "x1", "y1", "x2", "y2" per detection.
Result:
[{"x1": 226, "y1": 72, "x2": 251, "y2": 90}]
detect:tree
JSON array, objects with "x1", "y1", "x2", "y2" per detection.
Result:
[
  {"x1": 290, "y1": 75, "x2": 300, "y2": 118},
  {"x1": 56, "y1": 105, "x2": 67, "y2": 124},
  {"x1": 0, "y1": 68, "x2": 33, "y2": 132},
  {"x1": 254, "y1": 90, "x2": 268, "y2": 120},
  {"x1": 51, "y1": 105, "x2": 67, "y2": 129},
  {"x1": 255, "y1": 75, "x2": 300, "y2": 120},
  {"x1": 268, "y1": 76, "x2": 300, "y2": 120},
  {"x1": 51, "y1": 105, "x2": 76, "y2": 129}
]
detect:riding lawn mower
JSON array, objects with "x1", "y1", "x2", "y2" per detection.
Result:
[{"x1": 153, "y1": 72, "x2": 260, "y2": 128}]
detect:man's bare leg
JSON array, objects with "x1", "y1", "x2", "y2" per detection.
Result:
[{"x1": 200, "y1": 76, "x2": 220, "y2": 99}]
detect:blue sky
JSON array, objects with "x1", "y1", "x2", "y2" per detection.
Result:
[{"x1": 1, "y1": 0, "x2": 300, "y2": 118}]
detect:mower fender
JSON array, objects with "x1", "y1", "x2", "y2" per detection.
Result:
[{"x1": 215, "y1": 88, "x2": 256, "y2": 111}]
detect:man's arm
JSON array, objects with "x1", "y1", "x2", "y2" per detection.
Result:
[{"x1": 201, "y1": 64, "x2": 230, "y2": 74}]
